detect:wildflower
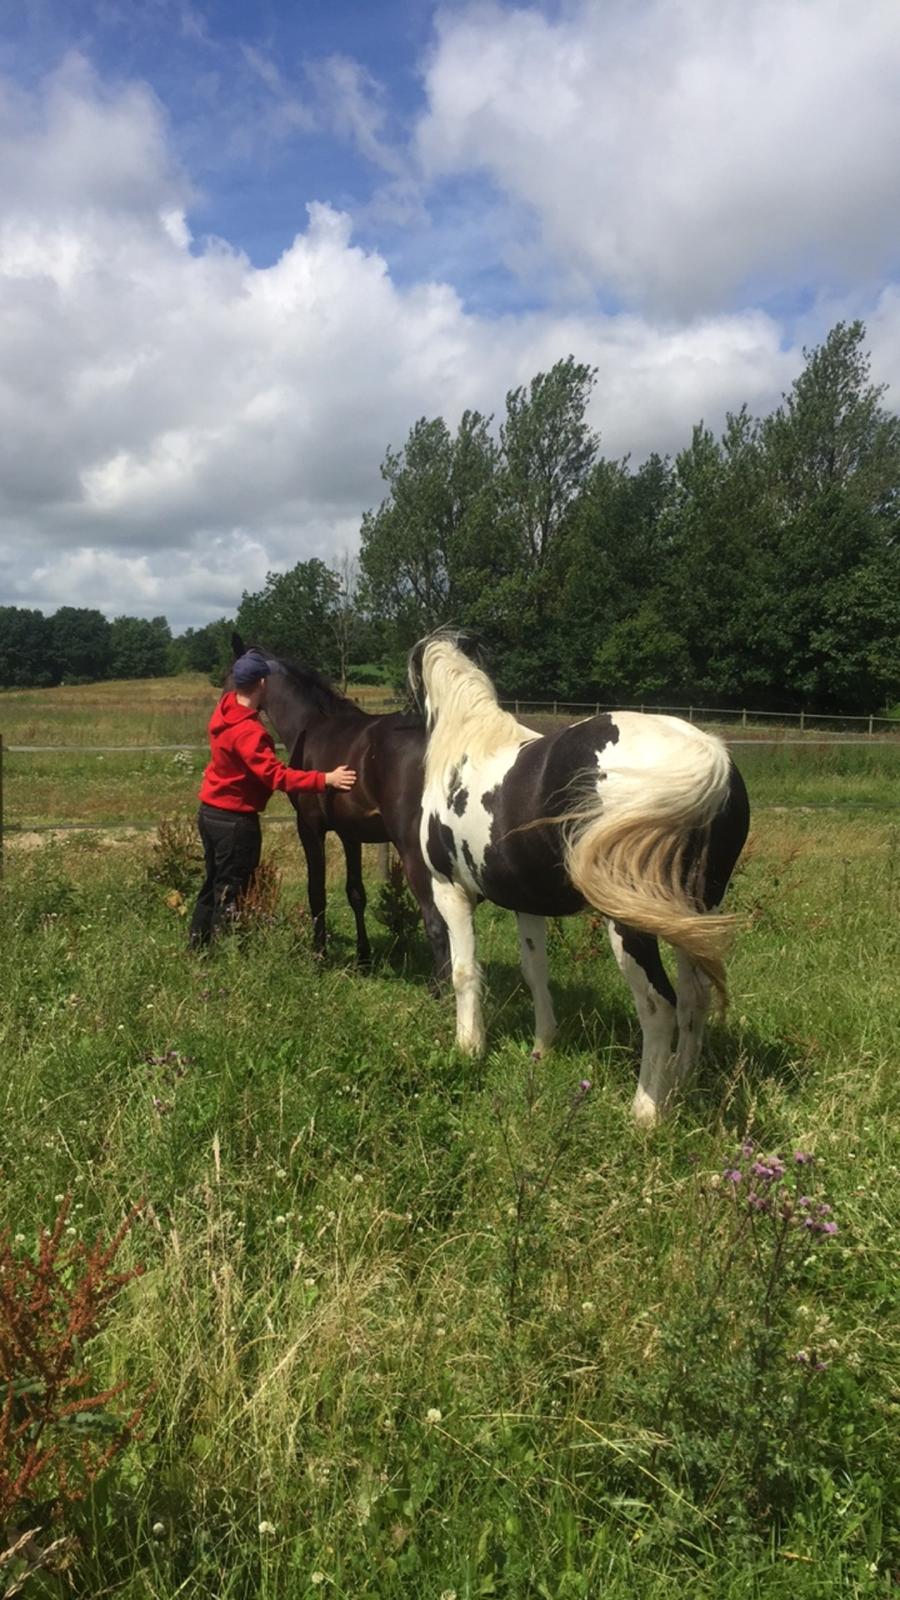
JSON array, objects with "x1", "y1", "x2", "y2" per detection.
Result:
[
  {"x1": 794, "y1": 1150, "x2": 814, "y2": 1165},
  {"x1": 152, "y1": 1521, "x2": 166, "y2": 1538},
  {"x1": 258, "y1": 1520, "x2": 277, "y2": 1536},
  {"x1": 441, "y1": 1591, "x2": 458, "y2": 1600},
  {"x1": 14, "y1": 1233, "x2": 26, "y2": 1245},
  {"x1": 353, "y1": 1173, "x2": 364, "y2": 1186},
  {"x1": 579, "y1": 1079, "x2": 592, "y2": 1093},
  {"x1": 748, "y1": 1192, "x2": 772, "y2": 1212},
  {"x1": 310, "y1": 1573, "x2": 326, "y2": 1586},
  {"x1": 740, "y1": 1138, "x2": 755, "y2": 1158},
  {"x1": 425, "y1": 1407, "x2": 442, "y2": 1425},
  {"x1": 722, "y1": 1167, "x2": 743, "y2": 1184},
  {"x1": 274, "y1": 1215, "x2": 287, "y2": 1227}
]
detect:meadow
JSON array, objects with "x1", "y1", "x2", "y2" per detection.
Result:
[{"x1": 1, "y1": 679, "x2": 899, "y2": 1598}]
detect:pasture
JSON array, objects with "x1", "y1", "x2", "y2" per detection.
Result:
[{"x1": 1, "y1": 678, "x2": 899, "y2": 1598}]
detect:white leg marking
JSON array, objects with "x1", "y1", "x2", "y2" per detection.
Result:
[
  {"x1": 673, "y1": 949, "x2": 712, "y2": 1087},
  {"x1": 432, "y1": 878, "x2": 484, "y2": 1054},
  {"x1": 516, "y1": 914, "x2": 557, "y2": 1058},
  {"x1": 607, "y1": 924, "x2": 677, "y2": 1127}
]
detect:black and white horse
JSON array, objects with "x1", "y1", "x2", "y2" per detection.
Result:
[{"x1": 408, "y1": 631, "x2": 749, "y2": 1125}]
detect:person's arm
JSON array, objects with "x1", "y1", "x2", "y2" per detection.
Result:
[
  {"x1": 232, "y1": 722, "x2": 357, "y2": 795},
  {"x1": 232, "y1": 720, "x2": 326, "y2": 794}
]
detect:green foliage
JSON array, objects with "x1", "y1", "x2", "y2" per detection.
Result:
[
  {"x1": 172, "y1": 618, "x2": 235, "y2": 678},
  {"x1": 236, "y1": 559, "x2": 341, "y2": 670},
  {"x1": 359, "y1": 409, "x2": 502, "y2": 647},
  {"x1": 109, "y1": 614, "x2": 173, "y2": 680},
  {"x1": 0, "y1": 605, "x2": 55, "y2": 688},
  {"x1": 372, "y1": 854, "x2": 421, "y2": 963},
  {"x1": 146, "y1": 813, "x2": 205, "y2": 896},
  {"x1": 50, "y1": 606, "x2": 113, "y2": 682}
]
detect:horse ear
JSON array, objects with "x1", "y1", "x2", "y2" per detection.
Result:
[{"x1": 231, "y1": 631, "x2": 245, "y2": 659}]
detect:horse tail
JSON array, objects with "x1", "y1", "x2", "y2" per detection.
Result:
[{"x1": 563, "y1": 726, "x2": 737, "y2": 1003}]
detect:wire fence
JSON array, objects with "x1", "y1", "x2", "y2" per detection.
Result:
[{"x1": 2, "y1": 700, "x2": 898, "y2": 869}]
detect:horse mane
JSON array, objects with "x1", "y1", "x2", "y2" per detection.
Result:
[{"x1": 417, "y1": 631, "x2": 534, "y2": 780}]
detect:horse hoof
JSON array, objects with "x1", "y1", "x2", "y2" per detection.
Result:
[{"x1": 631, "y1": 1088, "x2": 662, "y2": 1128}]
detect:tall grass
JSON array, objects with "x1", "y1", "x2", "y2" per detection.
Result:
[{"x1": 2, "y1": 760, "x2": 898, "y2": 1596}]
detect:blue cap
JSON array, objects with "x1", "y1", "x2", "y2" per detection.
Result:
[{"x1": 232, "y1": 648, "x2": 271, "y2": 686}]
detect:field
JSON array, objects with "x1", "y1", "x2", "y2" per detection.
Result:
[{"x1": 1, "y1": 679, "x2": 899, "y2": 1598}]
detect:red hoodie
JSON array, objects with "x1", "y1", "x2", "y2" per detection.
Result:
[{"x1": 198, "y1": 692, "x2": 326, "y2": 813}]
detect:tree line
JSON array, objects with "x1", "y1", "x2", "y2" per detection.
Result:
[{"x1": 2, "y1": 321, "x2": 898, "y2": 713}]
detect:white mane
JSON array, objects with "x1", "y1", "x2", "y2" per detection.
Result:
[{"x1": 421, "y1": 637, "x2": 535, "y2": 782}]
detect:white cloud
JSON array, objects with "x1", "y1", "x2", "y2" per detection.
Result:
[
  {"x1": 1, "y1": 39, "x2": 897, "y2": 631},
  {"x1": 417, "y1": 0, "x2": 900, "y2": 313}
]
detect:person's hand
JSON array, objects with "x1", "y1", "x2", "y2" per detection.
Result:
[{"x1": 326, "y1": 765, "x2": 356, "y2": 790}]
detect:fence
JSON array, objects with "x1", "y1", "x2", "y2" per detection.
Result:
[{"x1": 1, "y1": 701, "x2": 898, "y2": 873}]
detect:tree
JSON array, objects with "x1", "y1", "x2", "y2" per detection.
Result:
[
  {"x1": 0, "y1": 607, "x2": 55, "y2": 687},
  {"x1": 236, "y1": 559, "x2": 341, "y2": 671},
  {"x1": 174, "y1": 618, "x2": 234, "y2": 677},
  {"x1": 328, "y1": 554, "x2": 361, "y2": 692},
  {"x1": 499, "y1": 356, "x2": 599, "y2": 570},
  {"x1": 109, "y1": 615, "x2": 173, "y2": 679},
  {"x1": 359, "y1": 410, "x2": 501, "y2": 648},
  {"x1": 49, "y1": 608, "x2": 112, "y2": 682},
  {"x1": 754, "y1": 322, "x2": 900, "y2": 707}
]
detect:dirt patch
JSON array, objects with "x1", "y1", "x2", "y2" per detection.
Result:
[{"x1": 6, "y1": 826, "x2": 145, "y2": 852}]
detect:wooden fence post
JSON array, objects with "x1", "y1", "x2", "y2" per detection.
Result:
[{"x1": 0, "y1": 733, "x2": 4, "y2": 879}]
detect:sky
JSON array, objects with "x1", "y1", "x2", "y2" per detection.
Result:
[{"x1": 2, "y1": 0, "x2": 900, "y2": 631}]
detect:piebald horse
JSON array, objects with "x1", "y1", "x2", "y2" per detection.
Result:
[{"x1": 409, "y1": 630, "x2": 749, "y2": 1125}]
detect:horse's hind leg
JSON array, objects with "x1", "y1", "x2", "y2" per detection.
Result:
[
  {"x1": 400, "y1": 846, "x2": 451, "y2": 985},
  {"x1": 672, "y1": 950, "x2": 712, "y2": 1089},
  {"x1": 342, "y1": 837, "x2": 371, "y2": 966},
  {"x1": 432, "y1": 878, "x2": 483, "y2": 1053},
  {"x1": 607, "y1": 922, "x2": 677, "y2": 1126},
  {"x1": 516, "y1": 914, "x2": 557, "y2": 1058}
]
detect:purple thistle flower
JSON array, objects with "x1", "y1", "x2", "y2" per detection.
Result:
[
  {"x1": 798, "y1": 1195, "x2": 812, "y2": 1208},
  {"x1": 750, "y1": 1161, "x2": 776, "y2": 1182},
  {"x1": 794, "y1": 1150, "x2": 813, "y2": 1165},
  {"x1": 579, "y1": 1079, "x2": 592, "y2": 1093},
  {"x1": 722, "y1": 1167, "x2": 743, "y2": 1184},
  {"x1": 816, "y1": 1203, "x2": 832, "y2": 1216},
  {"x1": 820, "y1": 1220, "x2": 839, "y2": 1236},
  {"x1": 740, "y1": 1138, "x2": 755, "y2": 1158},
  {"x1": 748, "y1": 1192, "x2": 772, "y2": 1212}
]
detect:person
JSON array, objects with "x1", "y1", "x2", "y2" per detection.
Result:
[{"x1": 189, "y1": 647, "x2": 356, "y2": 947}]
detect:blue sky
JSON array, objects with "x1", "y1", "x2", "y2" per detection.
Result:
[{"x1": 2, "y1": 0, "x2": 899, "y2": 626}]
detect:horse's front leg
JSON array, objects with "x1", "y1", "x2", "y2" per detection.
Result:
[
  {"x1": 342, "y1": 836, "x2": 371, "y2": 967},
  {"x1": 431, "y1": 878, "x2": 482, "y2": 1053},
  {"x1": 516, "y1": 913, "x2": 557, "y2": 1058},
  {"x1": 295, "y1": 813, "x2": 327, "y2": 957}
]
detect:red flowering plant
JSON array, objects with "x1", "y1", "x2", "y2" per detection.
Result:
[{"x1": 0, "y1": 1196, "x2": 147, "y2": 1592}]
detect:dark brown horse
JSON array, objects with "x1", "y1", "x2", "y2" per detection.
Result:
[{"x1": 227, "y1": 634, "x2": 448, "y2": 975}]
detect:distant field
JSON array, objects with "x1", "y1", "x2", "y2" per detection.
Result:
[
  {"x1": 3, "y1": 674, "x2": 899, "y2": 835},
  {"x1": 1, "y1": 673, "x2": 898, "y2": 1596}
]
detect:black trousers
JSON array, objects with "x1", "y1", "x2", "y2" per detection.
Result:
[{"x1": 189, "y1": 804, "x2": 262, "y2": 947}]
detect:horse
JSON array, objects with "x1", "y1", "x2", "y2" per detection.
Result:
[
  {"x1": 408, "y1": 630, "x2": 750, "y2": 1125},
  {"x1": 227, "y1": 633, "x2": 449, "y2": 977}
]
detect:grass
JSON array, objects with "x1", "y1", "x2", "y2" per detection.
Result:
[{"x1": 1, "y1": 680, "x2": 899, "y2": 1597}]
